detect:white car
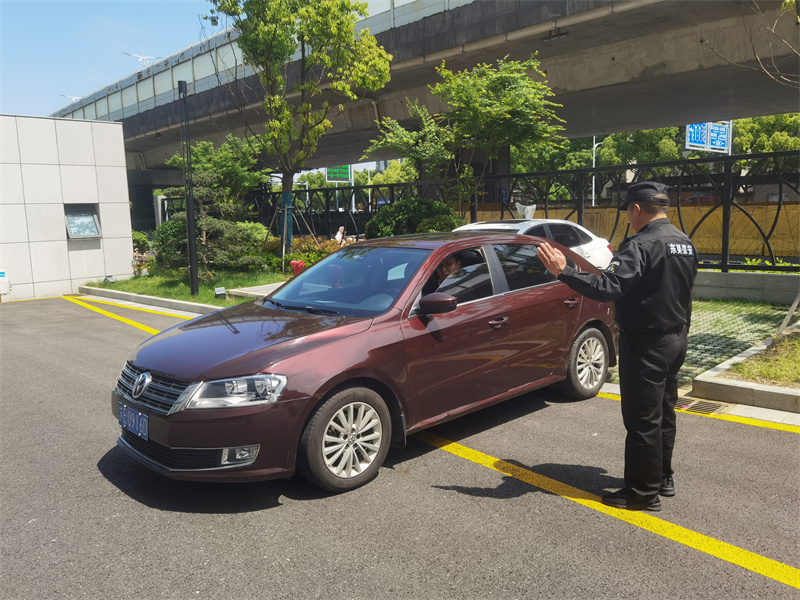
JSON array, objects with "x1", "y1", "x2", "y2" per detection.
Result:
[{"x1": 454, "y1": 219, "x2": 613, "y2": 269}]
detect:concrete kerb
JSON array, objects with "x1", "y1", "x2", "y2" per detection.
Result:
[
  {"x1": 77, "y1": 283, "x2": 285, "y2": 314},
  {"x1": 78, "y1": 284, "x2": 799, "y2": 415},
  {"x1": 690, "y1": 325, "x2": 800, "y2": 414},
  {"x1": 78, "y1": 286, "x2": 221, "y2": 315}
]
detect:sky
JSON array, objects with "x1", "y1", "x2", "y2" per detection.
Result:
[
  {"x1": 0, "y1": 0, "x2": 221, "y2": 117},
  {"x1": 0, "y1": 0, "x2": 398, "y2": 118}
]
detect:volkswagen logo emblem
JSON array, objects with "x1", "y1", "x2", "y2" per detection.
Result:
[{"x1": 132, "y1": 372, "x2": 152, "y2": 399}]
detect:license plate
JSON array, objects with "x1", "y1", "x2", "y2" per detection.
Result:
[{"x1": 119, "y1": 402, "x2": 149, "y2": 441}]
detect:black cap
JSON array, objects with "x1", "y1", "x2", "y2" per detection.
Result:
[{"x1": 620, "y1": 181, "x2": 670, "y2": 209}]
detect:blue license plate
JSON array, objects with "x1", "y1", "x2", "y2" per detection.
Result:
[{"x1": 119, "y1": 402, "x2": 149, "y2": 441}]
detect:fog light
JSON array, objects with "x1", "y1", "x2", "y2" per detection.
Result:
[{"x1": 221, "y1": 445, "x2": 259, "y2": 465}]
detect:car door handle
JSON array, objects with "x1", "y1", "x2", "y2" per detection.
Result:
[
  {"x1": 564, "y1": 298, "x2": 580, "y2": 309},
  {"x1": 488, "y1": 317, "x2": 509, "y2": 330}
]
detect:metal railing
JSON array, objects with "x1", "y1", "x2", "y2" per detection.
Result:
[{"x1": 245, "y1": 151, "x2": 799, "y2": 272}]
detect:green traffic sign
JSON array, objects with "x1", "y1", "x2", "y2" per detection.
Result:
[{"x1": 326, "y1": 165, "x2": 351, "y2": 183}]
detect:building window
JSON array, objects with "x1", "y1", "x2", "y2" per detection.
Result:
[{"x1": 65, "y1": 205, "x2": 102, "y2": 239}]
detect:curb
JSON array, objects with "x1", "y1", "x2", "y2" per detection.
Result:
[
  {"x1": 691, "y1": 329, "x2": 800, "y2": 414},
  {"x1": 78, "y1": 286, "x2": 221, "y2": 315}
]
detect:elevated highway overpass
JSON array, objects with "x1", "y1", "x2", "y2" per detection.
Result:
[{"x1": 54, "y1": 0, "x2": 799, "y2": 188}]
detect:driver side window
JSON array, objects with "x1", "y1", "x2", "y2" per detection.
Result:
[{"x1": 425, "y1": 248, "x2": 493, "y2": 304}]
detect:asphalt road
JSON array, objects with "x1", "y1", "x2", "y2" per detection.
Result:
[{"x1": 1, "y1": 296, "x2": 798, "y2": 599}]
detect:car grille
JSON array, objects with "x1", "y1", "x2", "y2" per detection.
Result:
[
  {"x1": 115, "y1": 362, "x2": 193, "y2": 415},
  {"x1": 121, "y1": 429, "x2": 222, "y2": 470}
]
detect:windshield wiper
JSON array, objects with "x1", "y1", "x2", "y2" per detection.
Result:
[
  {"x1": 267, "y1": 299, "x2": 339, "y2": 315},
  {"x1": 303, "y1": 306, "x2": 340, "y2": 315}
]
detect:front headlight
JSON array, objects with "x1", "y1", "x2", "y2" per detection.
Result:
[{"x1": 179, "y1": 374, "x2": 288, "y2": 410}]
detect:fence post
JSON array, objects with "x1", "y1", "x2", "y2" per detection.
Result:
[
  {"x1": 326, "y1": 192, "x2": 332, "y2": 240},
  {"x1": 721, "y1": 157, "x2": 732, "y2": 273},
  {"x1": 576, "y1": 171, "x2": 585, "y2": 226}
]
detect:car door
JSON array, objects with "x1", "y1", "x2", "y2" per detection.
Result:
[
  {"x1": 491, "y1": 243, "x2": 583, "y2": 387},
  {"x1": 401, "y1": 247, "x2": 514, "y2": 428}
]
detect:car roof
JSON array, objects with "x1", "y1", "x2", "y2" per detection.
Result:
[
  {"x1": 455, "y1": 219, "x2": 580, "y2": 229},
  {"x1": 352, "y1": 231, "x2": 541, "y2": 251}
]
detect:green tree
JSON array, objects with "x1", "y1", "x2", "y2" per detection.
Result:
[
  {"x1": 514, "y1": 114, "x2": 800, "y2": 174},
  {"x1": 165, "y1": 136, "x2": 271, "y2": 220},
  {"x1": 372, "y1": 160, "x2": 418, "y2": 186},
  {"x1": 206, "y1": 0, "x2": 392, "y2": 246},
  {"x1": 363, "y1": 101, "x2": 454, "y2": 179},
  {"x1": 365, "y1": 56, "x2": 563, "y2": 216},
  {"x1": 733, "y1": 113, "x2": 800, "y2": 153}
]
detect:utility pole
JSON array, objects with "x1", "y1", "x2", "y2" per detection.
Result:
[{"x1": 178, "y1": 81, "x2": 198, "y2": 296}]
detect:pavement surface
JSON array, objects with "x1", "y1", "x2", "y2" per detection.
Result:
[{"x1": 2, "y1": 293, "x2": 798, "y2": 599}]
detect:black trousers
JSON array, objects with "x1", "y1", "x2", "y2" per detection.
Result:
[{"x1": 617, "y1": 327, "x2": 688, "y2": 498}]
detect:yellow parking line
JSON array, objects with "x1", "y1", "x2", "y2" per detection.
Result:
[
  {"x1": 415, "y1": 431, "x2": 800, "y2": 590},
  {"x1": 75, "y1": 296, "x2": 191, "y2": 319},
  {"x1": 597, "y1": 392, "x2": 800, "y2": 434},
  {"x1": 61, "y1": 296, "x2": 161, "y2": 336}
]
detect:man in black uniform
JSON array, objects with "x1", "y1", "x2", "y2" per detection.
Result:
[{"x1": 538, "y1": 181, "x2": 698, "y2": 512}]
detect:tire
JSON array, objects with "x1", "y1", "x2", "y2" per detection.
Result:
[
  {"x1": 557, "y1": 327, "x2": 608, "y2": 399},
  {"x1": 298, "y1": 387, "x2": 392, "y2": 493}
]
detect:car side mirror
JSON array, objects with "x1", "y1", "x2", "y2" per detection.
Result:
[{"x1": 418, "y1": 292, "x2": 458, "y2": 315}]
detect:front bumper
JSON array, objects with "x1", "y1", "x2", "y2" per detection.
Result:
[{"x1": 112, "y1": 390, "x2": 303, "y2": 482}]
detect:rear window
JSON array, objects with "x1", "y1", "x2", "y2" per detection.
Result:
[{"x1": 548, "y1": 223, "x2": 591, "y2": 247}]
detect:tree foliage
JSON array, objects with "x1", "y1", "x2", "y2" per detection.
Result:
[
  {"x1": 152, "y1": 213, "x2": 272, "y2": 271},
  {"x1": 364, "y1": 55, "x2": 563, "y2": 215},
  {"x1": 513, "y1": 113, "x2": 800, "y2": 174},
  {"x1": 206, "y1": 0, "x2": 392, "y2": 194},
  {"x1": 165, "y1": 136, "x2": 271, "y2": 220}
]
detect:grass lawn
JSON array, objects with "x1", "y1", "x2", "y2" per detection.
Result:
[
  {"x1": 86, "y1": 269, "x2": 289, "y2": 307},
  {"x1": 725, "y1": 332, "x2": 800, "y2": 389}
]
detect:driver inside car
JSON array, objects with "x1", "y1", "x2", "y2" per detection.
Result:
[{"x1": 422, "y1": 253, "x2": 463, "y2": 296}]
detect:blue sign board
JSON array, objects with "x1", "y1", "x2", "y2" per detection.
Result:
[{"x1": 686, "y1": 121, "x2": 731, "y2": 154}]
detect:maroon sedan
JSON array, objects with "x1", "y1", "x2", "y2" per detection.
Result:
[{"x1": 112, "y1": 233, "x2": 618, "y2": 492}]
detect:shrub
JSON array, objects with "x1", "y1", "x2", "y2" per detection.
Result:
[
  {"x1": 364, "y1": 197, "x2": 457, "y2": 239},
  {"x1": 263, "y1": 235, "x2": 341, "y2": 273},
  {"x1": 416, "y1": 214, "x2": 467, "y2": 233},
  {"x1": 151, "y1": 214, "x2": 272, "y2": 271},
  {"x1": 152, "y1": 217, "x2": 187, "y2": 269},
  {"x1": 132, "y1": 230, "x2": 150, "y2": 253}
]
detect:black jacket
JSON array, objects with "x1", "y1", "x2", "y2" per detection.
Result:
[{"x1": 556, "y1": 218, "x2": 699, "y2": 333}]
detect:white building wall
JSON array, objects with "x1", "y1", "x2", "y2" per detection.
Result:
[{"x1": 0, "y1": 115, "x2": 133, "y2": 300}]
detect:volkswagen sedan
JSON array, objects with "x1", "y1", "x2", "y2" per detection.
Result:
[{"x1": 112, "y1": 233, "x2": 618, "y2": 492}]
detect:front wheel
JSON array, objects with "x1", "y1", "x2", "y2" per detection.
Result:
[
  {"x1": 557, "y1": 327, "x2": 608, "y2": 399},
  {"x1": 298, "y1": 387, "x2": 392, "y2": 493}
]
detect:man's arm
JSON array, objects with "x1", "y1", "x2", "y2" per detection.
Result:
[{"x1": 538, "y1": 241, "x2": 641, "y2": 302}]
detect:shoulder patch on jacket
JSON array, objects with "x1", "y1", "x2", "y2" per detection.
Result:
[
  {"x1": 606, "y1": 260, "x2": 621, "y2": 273},
  {"x1": 666, "y1": 242, "x2": 695, "y2": 257}
]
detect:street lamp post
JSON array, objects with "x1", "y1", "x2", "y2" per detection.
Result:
[
  {"x1": 178, "y1": 80, "x2": 198, "y2": 296},
  {"x1": 591, "y1": 136, "x2": 603, "y2": 207}
]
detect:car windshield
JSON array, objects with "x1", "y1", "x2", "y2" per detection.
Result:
[{"x1": 267, "y1": 246, "x2": 431, "y2": 317}]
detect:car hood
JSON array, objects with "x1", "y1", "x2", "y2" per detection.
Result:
[{"x1": 130, "y1": 301, "x2": 371, "y2": 381}]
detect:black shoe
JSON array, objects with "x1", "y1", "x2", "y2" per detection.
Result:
[
  {"x1": 602, "y1": 489, "x2": 662, "y2": 512},
  {"x1": 660, "y1": 476, "x2": 675, "y2": 497}
]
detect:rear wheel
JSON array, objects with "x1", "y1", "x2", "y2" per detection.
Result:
[
  {"x1": 298, "y1": 387, "x2": 391, "y2": 493},
  {"x1": 557, "y1": 327, "x2": 608, "y2": 399}
]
